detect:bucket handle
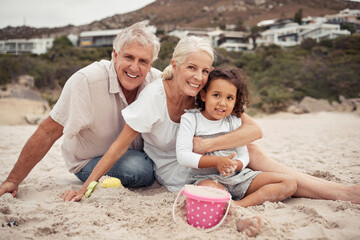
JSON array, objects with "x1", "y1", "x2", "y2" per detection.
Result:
[{"x1": 172, "y1": 185, "x2": 231, "y2": 233}]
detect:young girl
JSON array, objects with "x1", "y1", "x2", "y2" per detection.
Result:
[{"x1": 176, "y1": 68, "x2": 297, "y2": 207}]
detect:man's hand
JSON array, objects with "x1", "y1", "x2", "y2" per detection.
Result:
[
  {"x1": 61, "y1": 189, "x2": 85, "y2": 202},
  {"x1": 0, "y1": 182, "x2": 18, "y2": 198}
]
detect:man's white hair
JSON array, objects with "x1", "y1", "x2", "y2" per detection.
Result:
[{"x1": 112, "y1": 20, "x2": 160, "y2": 62}]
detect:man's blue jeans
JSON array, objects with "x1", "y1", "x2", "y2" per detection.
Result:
[{"x1": 75, "y1": 149, "x2": 155, "y2": 188}]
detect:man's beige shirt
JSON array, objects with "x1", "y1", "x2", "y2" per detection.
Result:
[{"x1": 50, "y1": 60, "x2": 161, "y2": 173}]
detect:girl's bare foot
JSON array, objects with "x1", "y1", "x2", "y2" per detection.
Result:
[{"x1": 236, "y1": 216, "x2": 262, "y2": 237}]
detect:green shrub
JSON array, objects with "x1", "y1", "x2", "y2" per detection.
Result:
[{"x1": 300, "y1": 38, "x2": 317, "y2": 51}]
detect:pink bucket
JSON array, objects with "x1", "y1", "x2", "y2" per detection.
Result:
[{"x1": 173, "y1": 185, "x2": 231, "y2": 232}]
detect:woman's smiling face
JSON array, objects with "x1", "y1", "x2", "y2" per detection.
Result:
[{"x1": 172, "y1": 51, "x2": 213, "y2": 97}]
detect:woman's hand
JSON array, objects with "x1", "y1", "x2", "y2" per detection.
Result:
[
  {"x1": 193, "y1": 136, "x2": 210, "y2": 155},
  {"x1": 215, "y1": 152, "x2": 237, "y2": 177},
  {"x1": 61, "y1": 189, "x2": 85, "y2": 202}
]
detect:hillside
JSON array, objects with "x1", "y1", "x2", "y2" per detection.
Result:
[{"x1": 1, "y1": 0, "x2": 358, "y2": 40}]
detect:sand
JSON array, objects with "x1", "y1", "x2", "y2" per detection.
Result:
[
  {"x1": 0, "y1": 98, "x2": 50, "y2": 125},
  {"x1": 1, "y1": 112, "x2": 360, "y2": 240}
]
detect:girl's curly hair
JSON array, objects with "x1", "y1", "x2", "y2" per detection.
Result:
[{"x1": 196, "y1": 68, "x2": 251, "y2": 117}]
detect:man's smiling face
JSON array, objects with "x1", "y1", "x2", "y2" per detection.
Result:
[{"x1": 113, "y1": 42, "x2": 153, "y2": 92}]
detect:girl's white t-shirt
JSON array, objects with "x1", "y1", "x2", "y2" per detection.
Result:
[{"x1": 176, "y1": 110, "x2": 249, "y2": 169}]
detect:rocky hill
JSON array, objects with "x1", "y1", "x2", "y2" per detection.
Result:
[{"x1": 1, "y1": 0, "x2": 359, "y2": 39}]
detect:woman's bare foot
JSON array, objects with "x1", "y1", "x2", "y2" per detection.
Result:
[
  {"x1": 345, "y1": 185, "x2": 360, "y2": 204},
  {"x1": 236, "y1": 216, "x2": 262, "y2": 237}
]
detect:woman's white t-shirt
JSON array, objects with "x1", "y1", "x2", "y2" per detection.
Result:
[{"x1": 122, "y1": 79, "x2": 190, "y2": 192}]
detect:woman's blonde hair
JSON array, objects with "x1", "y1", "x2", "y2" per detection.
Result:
[
  {"x1": 161, "y1": 35, "x2": 215, "y2": 80},
  {"x1": 112, "y1": 20, "x2": 160, "y2": 62}
]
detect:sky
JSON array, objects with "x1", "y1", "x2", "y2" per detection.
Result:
[{"x1": 0, "y1": 0, "x2": 156, "y2": 28}]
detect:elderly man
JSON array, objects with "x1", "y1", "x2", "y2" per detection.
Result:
[{"x1": 0, "y1": 20, "x2": 161, "y2": 198}]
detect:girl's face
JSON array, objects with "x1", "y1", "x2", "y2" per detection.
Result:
[
  {"x1": 172, "y1": 51, "x2": 213, "y2": 97},
  {"x1": 200, "y1": 78, "x2": 237, "y2": 121}
]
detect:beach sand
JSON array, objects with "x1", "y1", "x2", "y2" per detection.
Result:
[{"x1": 1, "y1": 112, "x2": 359, "y2": 239}]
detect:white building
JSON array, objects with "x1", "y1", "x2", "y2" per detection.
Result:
[
  {"x1": 79, "y1": 29, "x2": 123, "y2": 47},
  {"x1": 79, "y1": 26, "x2": 157, "y2": 47},
  {"x1": 298, "y1": 23, "x2": 350, "y2": 42},
  {"x1": 168, "y1": 27, "x2": 253, "y2": 51},
  {"x1": 326, "y1": 8, "x2": 360, "y2": 32},
  {"x1": 0, "y1": 38, "x2": 53, "y2": 55},
  {"x1": 257, "y1": 22, "x2": 350, "y2": 47},
  {"x1": 168, "y1": 27, "x2": 218, "y2": 46},
  {"x1": 217, "y1": 31, "x2": 253, "y2": 51},
  {"x1": 326, "y1": 8, "x2": 360, "y2": 25},
  {"x1": 256, "y1": 22, "x2": 301, "y2": 47}
]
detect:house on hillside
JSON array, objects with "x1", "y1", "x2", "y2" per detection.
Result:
[
  {"x1": 256, "y1": 20, "x2": 350, "y2": 47},
  {"x1": 79, "y1": 29, "x2": 123, "y2": 47},
  {"x1": 167, "y1": 27, "x2": 217, "y2": 38},
  {"x1": 217, "y1": 31, "x2": 253, "y2": 51},
  {"x1": 326, "y1": 8, "x2": 360, "y2": 32},
  {"x1": 256, "y1": 22, "x2": 301, "y2": 47},
  {"x1": 257, "y1": 19, "x2": 294, "y2": 30},
  {"x1": 298, "y1": 23, "x2": 350, "y2": 42},
  {"x1": 0, "y1": 38, "x2": 53, "y2": 55},
  {"x1": 167, "y1": 27, "x2": 218, "y2": 45},
  {"x1": 168, "y1": 27, "x2": 252, "y2": 51},
  {"x1": 79, "y1": 26, "x2": 157, "y2": 47}
]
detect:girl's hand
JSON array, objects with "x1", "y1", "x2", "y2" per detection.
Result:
[
  {"x1": 216, "y1": 152, "x2": 237, "y2": 177},
  {"x1": 61, "y1": 189, "x2": 85, "y2": 202},
  {"x1": 235, "y1": 160, "x2": 243, "y2": 171}
]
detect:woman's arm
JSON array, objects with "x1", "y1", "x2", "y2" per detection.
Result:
[
  {"x1": 193, "y1": 113, "x2": 263, "y2": 154},
  {"x1": 61, "y1": 124, "x2": 139, "y2": 201}
]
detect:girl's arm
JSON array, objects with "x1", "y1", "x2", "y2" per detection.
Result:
[
  {"x1": 193, "y1": 113, "x2": 263, "y2": 154},
  {"x1": 61, "y1": 124, "x2": 139, "y2": 201},
  {"x1": 234, "y1": 145, "x2": 249, "y2": 171},
  {"x1": 176, "y1": 113, "x2": 202, "y2": 169}
]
